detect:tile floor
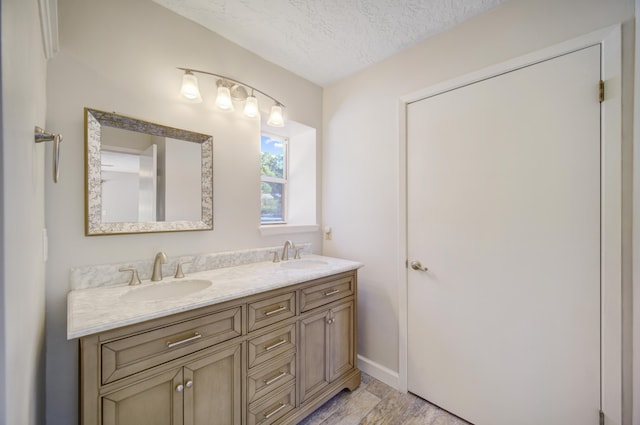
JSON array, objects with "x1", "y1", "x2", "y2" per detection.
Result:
[{"x1": 298, "y1": 373, "x2": 471, "y2": 425}]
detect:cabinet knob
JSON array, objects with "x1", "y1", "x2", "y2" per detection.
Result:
[
  {"x1": 185, "y1": 380, "x2": 193, "y2": 389},
  {"x1": 327, "y1": 318, "x2": 334, "y2": 324},
  {"x1": 176, "y1": 384, "x2": 184, "y2": 392}
]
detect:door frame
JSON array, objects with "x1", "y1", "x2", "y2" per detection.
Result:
[{"x1": 397, "y1": 25, "x2": 622, "y2": 423}]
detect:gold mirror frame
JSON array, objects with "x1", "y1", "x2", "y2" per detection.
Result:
[{"x1": 85, "y1": 108, "x2": 213, "y2": 235}]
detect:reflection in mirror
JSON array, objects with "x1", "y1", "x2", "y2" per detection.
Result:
[{"x1": 85, "y1": 108, "x2": 213, "y2": 235}]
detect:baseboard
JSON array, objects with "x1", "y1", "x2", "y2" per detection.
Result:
[{"x1": 357, "y1": 355, "x2": 400, "y2": 390}]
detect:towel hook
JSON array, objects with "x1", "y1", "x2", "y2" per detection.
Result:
[{"x1": 34, "y1": 126, "x2": 62, "y2": 183}]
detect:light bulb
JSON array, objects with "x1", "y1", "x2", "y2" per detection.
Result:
[
  {"x1": 243, "y1": 95, "x2": 259, "y2": 118},
  {"x1": 215, "y1": 85, "x2": 234, "y2": 111},
  {"x1": 267, "y1": 104, "x2": 284, "y2": 127},
  {"x1": 180, "y1": 71, "x2": 202, "y2": 102}
]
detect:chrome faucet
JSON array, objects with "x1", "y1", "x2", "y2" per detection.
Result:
[
  {"x1": 281, "y1": 240, "x2": 300, "y2": 261},
  {"x1": 151, "y1": 252, "x2": 167, "y2": 281}
]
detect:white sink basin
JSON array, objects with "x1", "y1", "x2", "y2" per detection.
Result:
[
  {"x1": 279, "y1": 260, "x2": 329, "y2": 270},
  {"x1": 121, "y1": 279, "x2": 212, "y2": 302}
]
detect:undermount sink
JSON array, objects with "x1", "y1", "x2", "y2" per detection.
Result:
[
  {"x1": 121, "y1": 279, "x2": 212, "y2": 302},
  {"x1": 279, "y1": 259, "x2": 329, "y2": 270}
]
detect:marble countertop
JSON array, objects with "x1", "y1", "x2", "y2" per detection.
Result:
[{"x1": 67, "y1": 255, "x2": 362, "y2": 339}]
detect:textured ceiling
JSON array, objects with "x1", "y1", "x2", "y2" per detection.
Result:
[{"x1": 153, "y1": 0, "x2": 508, "y2": 86}]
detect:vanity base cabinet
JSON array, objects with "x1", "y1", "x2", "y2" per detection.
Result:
[
  {"x1": 92, "y1": 341, "x2": 242, "y2": 425},
  {"x1": 101, "y1": 367, "x2": 184, "y2": 425},
  {"x1": 328, "y1": 301, "x2": 355, "y2": 382},
  {"x1": 299, "y1": 309, "x2": 331, "y2": 403},
  {"x1": 298, "y1": 300, "x2": 355, "y2": 405},
  {"x1": 79, "y1": 270, "x2": 359, "y2": 425},
  {"x1": 183, "y1": 343, "x2": 243, "y2": 425}
]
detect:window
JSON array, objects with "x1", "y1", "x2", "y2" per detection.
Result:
[
  {"x1": 260, "y1": 133, "x2": 287, "y2": 223},
  {"x1": 258, "y1": 120, "x2": 318, "y2": 236}
]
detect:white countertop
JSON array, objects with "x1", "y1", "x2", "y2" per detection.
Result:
[{"x1": 67, "y1": 255, "x2": 362, "y2": 339}]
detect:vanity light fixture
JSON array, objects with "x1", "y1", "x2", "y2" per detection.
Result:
[
  {"x1": 178, "y1": 68, "x2": 286, "y2": 127},
  {"x1": 267, "y1": 104, "x2": 285, "y2": 127},
  {"x1": 215, "y1": 82, "x2": 233, "y2": 111},
  {"x1": 180, "y1": 70, "x2": 202, "y2": 102},
  {"x1": 243, "y1": 92, "x2": 259, "y2": 118}
]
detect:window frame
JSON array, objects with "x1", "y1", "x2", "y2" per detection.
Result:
[{"x1": 260, "y1": 132, "x2": 289, "y2": 224}]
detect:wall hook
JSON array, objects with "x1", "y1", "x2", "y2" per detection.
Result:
[{"x1": 34, "y1": 126, "x2": 62, "y2": 183}]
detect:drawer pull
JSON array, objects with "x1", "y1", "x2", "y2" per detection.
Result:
[
  {"x1": 324, "y1": 289, "x2": 340, "y2": 296},
  {"x1": 264, "y1": 402, "x2": 287, "y2": 419},
  {"x1": 264, "y1": 305, "x2": 287, "y2": 316},
  {"x1": 166, "y1": 332, "x2": 202, "y2": 348},
  {"x1": 263, "y1": 371, "x2": 287, "y2": 386},
  {"x1": 264, "y1": 338, "x2": 287, "y2": 351}
]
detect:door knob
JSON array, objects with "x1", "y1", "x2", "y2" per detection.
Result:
[{"x1": 410, "y1": 261, "x2": 428, "y2": 272}]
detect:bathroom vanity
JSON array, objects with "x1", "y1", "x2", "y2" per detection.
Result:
[{"x1": 68, "y1": 254, "x2": 361, "y2": 425}]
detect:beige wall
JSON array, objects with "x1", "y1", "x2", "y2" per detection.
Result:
[
  {"x1": 1, "y1": 0, "x2": 48, "y2": 424},
  {"x1": 45, "y1": 0, "x2": 323, "y2": 424},
  {"x1": 322, "y1": 0, "x2": 635, "y2": 422}
]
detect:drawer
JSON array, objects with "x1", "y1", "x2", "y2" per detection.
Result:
[
  {"x1": 248, "y1": 323, "x2": 296, "y2": 368},
  {"x1": 101, "y1": 307, "x2": 241, "y2": 384},
  {"x1": 248, "y1": 292, "x2": 296, "y2": 332},
  {"x1": 247, "y1": 353, "x2": 296, "y2": 403},
  {"x1": 247, "y1": 382, "x2": 296, "y2": 425},
  {"x1": 300, "y1": 274, "x2": 354, "y2": 312}
]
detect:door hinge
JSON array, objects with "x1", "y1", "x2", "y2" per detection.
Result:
[
  {"x1": 599, "y1": 80, "x2": 605, "y2": 103},
  {"x1": 599, "y1": 409, "x2": 605, "y2": 425}
]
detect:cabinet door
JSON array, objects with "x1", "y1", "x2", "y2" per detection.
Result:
[
  {"x1": 102, "y1": 368, "x2": 184, "y2": 425},
  {"x1": 183, "y1": 343, "x2": 242, "y2": 425},
  {"x1": 299, "y1": 309, "x2": 330, "y2": 403},
  {"x1": 328, "y1": 301, "x2": 355, "y2": 382}
]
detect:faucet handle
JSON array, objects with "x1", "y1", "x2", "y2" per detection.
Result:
[
  {"x1": 119, "y1": 267, "x2": 141, "y2": 286},
  {"x1": 294, "y1": 247, "x2": 301, "y2": 260},
  {"x1": 271, "y1": 251, "x2": 280, "y2": 263},
  {"x1": 174, "y1": 260, "x2": 192, "y2": 278}
]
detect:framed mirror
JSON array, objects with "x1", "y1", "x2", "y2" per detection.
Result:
[{"x1": 85, "y1": 108, "x2": 213, "y2": 235}]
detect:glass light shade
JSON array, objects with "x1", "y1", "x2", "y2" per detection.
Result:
[
  {"x1": 267, "y1": 104, "x2": 285, "y2": 127},
  {"x1": 243, "y1": 95, "x2": 259, "y2": 118},
  {"x1": 180, "y1": 71, "x2": 202, "y2": 102},
  {"x1": 215, "y1": 86, "x2": 234, "y2": 111}
]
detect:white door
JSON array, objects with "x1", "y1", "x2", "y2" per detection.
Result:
[{"x1": 407, "y1": 45, "x2": 601, "y2": 425}]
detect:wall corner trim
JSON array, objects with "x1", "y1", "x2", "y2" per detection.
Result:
[{"x1": 38, "y1": 0, "x2": 59, "y2": 59}]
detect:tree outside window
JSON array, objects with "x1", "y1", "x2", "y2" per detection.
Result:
[{"x1": 261, "y1": 134, "x2": 287, "y2": 223}]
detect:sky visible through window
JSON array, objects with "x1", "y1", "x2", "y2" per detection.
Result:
[{"x1": 261, "y1": 134, "x2": 284, "y2": 155}]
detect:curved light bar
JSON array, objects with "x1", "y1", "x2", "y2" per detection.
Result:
[{"x1": 178, "y1": 67, "x2": 286, "y2": 127}]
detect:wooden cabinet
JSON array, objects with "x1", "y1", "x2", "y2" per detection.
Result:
[
  {"x1": 299, "y1": 301, "x2": 355, "y2": 404},
  {"x1": 99, "y1": 343, "x2": 241, "y2": 425},
  {"x1": 101, "y1": 367, "x2": 183, "y2": 425},
  {"x1": 183, "y1": 344, "x2": 242, "y2": 425},
  {"x1": 299, "y1": 309, "x2": 331, "y2": 402},
  {"x1": 79, "y1": 270, "x2": 360, "y2": 425}
]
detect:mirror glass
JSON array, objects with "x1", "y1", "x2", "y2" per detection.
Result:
[{"x1": 85, "y1": 108, "x2": 213, "y2": 235}]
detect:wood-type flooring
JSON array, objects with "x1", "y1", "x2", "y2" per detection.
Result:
[{"x1": 298, "y1": 373, "x2": 471, "y2": 425}]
